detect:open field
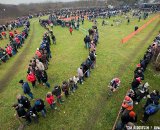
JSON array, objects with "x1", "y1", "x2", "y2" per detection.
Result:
[{"x1": 0, "y1": 14, "x2": 159, "y2": 130}]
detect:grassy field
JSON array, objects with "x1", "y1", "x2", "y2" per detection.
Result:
[{"x1": 0, "y1": 14, "x2": 159, "y2": 130}]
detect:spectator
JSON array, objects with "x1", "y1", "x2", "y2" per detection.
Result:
[
  {"x1": 5, "y1": 45, "x2": 13, "y2": 57},
  {"x1": 1, "y1": 31, "x2": 7, "y2": 39},
  {"x1": 121, "y1": 110, "x2": 137, "y2": 125},
  {"x1": 121, "y1": 96, "x2": 133, "y2": 112},
  {"x1": 134, "y1": 69, "x2": 144, "y2": 80},
  {"x1": 46, "y1": 92, "x2": 57, "y2": 110},
  {"x1": 131, "y1": 77, "x2": 141, "y2": 91},
  {"x1": 77, "y1": 67, "x2": 84, "y2": 84},
  {"x1": 144, "y1": 90, "x2": 159, "y2": 109},
  {"x1": 12, "y1": 103, "x2": 31, "y2": 124},
  {"x1": 69, "y1": 26, "x2": 73, "y2": 35},
  {"x1": 36, "y1": 59, "x2": 45, "y2": 71},
  {"x1": 41, "y1": 71, "x2": 50, "y2": 88},
  {"x1": 62, "y1": 81, "x2": 69, "y2": 98},
  {"x1": 27, "y1": 72, "x2": 36, "y2": 88},
  {"x1": 50, "y1": 31, "x2": 56, "y2": 44},
  {"x1": 33, "y1": 99, "x2": 46, "y2": 117},
  {"x1": 17, "y1": 94, "x2": 31, "y2": 110},
  {"x1": 52, "y1": 85, "x2": 64, "y2": 105},
  {"x1": 134, "y1": 82, "x2": 149, "y2": 105},
  {"x1": 35, "y1": 67, "x2": 42, "y2": 84},
  {"x1": 19, "y1": 80, "x2": 33, "y2": 99},
  {"x1": 140, "y1": 101, "x2": 160, "y2": 123}
]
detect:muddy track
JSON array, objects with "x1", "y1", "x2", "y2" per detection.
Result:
[
  {"x1": 0, "y1": 22, "x2": 35, "y2": 92},
  {"x1": 81, "y1": 19, "x2": 160, "y2": 130}
]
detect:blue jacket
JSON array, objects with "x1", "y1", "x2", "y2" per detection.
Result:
[
  {"x1": 145, "y1": 104, "x2": 160, "y2": 115},
  {"x1": 22, "y1": 82, "x2": 31, "y2": 94}
]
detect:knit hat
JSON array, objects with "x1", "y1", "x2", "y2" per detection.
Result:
[
  {"x1": 129, "y1": 111, "x2": 136, "y2": 117},
  {"x1": 137, "y1": 64, "x2": 141, "y2": 67},
  {"x1": 136, "y1": 77, "x2": 141, "y2": 82},
  {"x1": 19, "y1": 80, "x2": 23, "y2": 84},
  {"x1": 124, "y1": 96, "x2": 131, "y2": 101}
]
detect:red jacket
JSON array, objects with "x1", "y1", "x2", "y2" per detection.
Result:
[
  {"x1": 6, "y1": 46, "x2": 12, "y2": 55},
  {"x1": 36, "y1": 50, "x2": 42, "y2": 58},
  {"x1": 15, "y1": 37, "x2": 20, "y2": 44},
  {"x1": 9, "y1": 32, "x2": 14, "y2": 37},
  {"x1": 69, "y1": 27, "x2": 73, "y2": 32},
  {"x1": 1, "y1": 32, "x2": 6, "y2": 36},
  {"x1": 46, "y1": 95, "x2": 54, "y2": 105},
  {"x1": 27, "y1": 73, "x2": 36, "y2": 82}
]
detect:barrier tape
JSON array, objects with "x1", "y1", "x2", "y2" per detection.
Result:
[{"x1": 121, "y1": 15, "x2": 160, "y2": 44}]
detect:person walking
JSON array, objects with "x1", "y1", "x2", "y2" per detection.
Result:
[{"x1": 19, "y1": 80, "x2": 33, "y2": 99}]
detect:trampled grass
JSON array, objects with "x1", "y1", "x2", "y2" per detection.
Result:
[{"x1": 0, "y1": 14, "x2": 159, "y2": 130}]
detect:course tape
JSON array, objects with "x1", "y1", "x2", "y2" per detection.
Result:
[{"x1": 121, "y1": 15, "x2": 159, "y2": 44}]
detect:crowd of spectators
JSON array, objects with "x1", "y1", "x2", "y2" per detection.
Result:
[
  {"x1": 0, "y1": 18, "x2": 30, "y2": 64},
  {"x1": 12, "y1": 13, "x2": 99, "y2": 125},
  {"x1": 115, "y1": 33, "x2": 160, "y2": 130}
]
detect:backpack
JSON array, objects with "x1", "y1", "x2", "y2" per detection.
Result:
[{"x1": 145, "y1": 104, "x2": 159, "y2": 115}]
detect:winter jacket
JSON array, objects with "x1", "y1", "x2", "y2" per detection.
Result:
[
  {"x1": 35, "y1": 50, "x2": 42, "y2": 59},
  {"x1": 131, "y1": 80, "x2": 141, "y2": 90},
  {"x1": 18, "y1": 96, "x2": 31, "y2": 109},
  {"x1": 41, "y1": 71, "x2": 48, "y2": 83},
  {"x1": 27, "y1": 73, "x2": 36, "y2": 82},
  {"x1": 34, "y1": 99, "x2": 45, "y2": 112},
  {"x1": 46, "y1": 95, "x2": 54, "y2": 105},
  {"x1": 121, "y1": 109, "x2": 137, "y2": 124},
  {"x1": 36, "y1": 60, "x2": 45, "y2": 71},
  {"x1": 145, "y1": 104, "x2": 160, "y2": 115},
  {"x1": 6, "y1": 46, "x2": 12, "y2": 55},
  {"x1": 22, "y1": 82, "x2": 31, "y2": 94},
  {"x1": 77, "y1": 68, "x2": 83, "y2": 77},
  {"x1": 62, "y1": 82, "x2": 69, "y2": 92},
  {"x1": 52, "y1": 86, "x2": 61, "y2": 97}
]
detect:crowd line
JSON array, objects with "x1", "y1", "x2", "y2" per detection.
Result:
[
  {"x1": 0, "y1": 18, "x2": 30, "y2": 64},
  {"x1": 115, "y1": 32, "x2": 160, "y2": 130},
  {"x1": 12, "y1": 16, "x2": 99, "y2": 126}
]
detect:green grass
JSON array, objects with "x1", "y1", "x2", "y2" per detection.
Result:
[{"x1": 0, "y1": 14, "x2": 159, "y2": 130}]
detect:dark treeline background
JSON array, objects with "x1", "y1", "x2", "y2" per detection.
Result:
[{"x1": 0, "y1": 0, "x2": 154, "y2": 23}]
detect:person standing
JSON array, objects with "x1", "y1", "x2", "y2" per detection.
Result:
[
  {"x1": 62, "y1": 81, "x2": 69, "y2": 98},
  {"x1": 19, "y1": 80, "x2": 33, "y2": 99},
  {"x1": 52, "y1": 85, "x2": 64, "y2": 105},
  {"x1": 69, "y1": 26, "x2": 73, "y2": 35},
  {"x1": 77, "y1": 67, "x2": 84, "y2": 84},
  {"x1": 46, "y1": 92, "x2": 57, "y2": 110},
  {"x1": 140, "y1": 102, "x2": 160, "y2": 123},
  {"x1": 41, "y1": 71, "x2": 50, "y2": 88},
  {"x1": 27, "y1": 72, "x2": 36, "y2": 88},
  {"x1": 33, "y1": 99, "x2": 46, "y2": 117},
  {"x1": 17, "y1": 94, "x2": 31, "y2": 110}
]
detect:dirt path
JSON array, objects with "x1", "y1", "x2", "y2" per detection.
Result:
[
  {"x1": 81, "y1": 19, "x2": 160, "y2": 130},
  {"x1": 0, "y1": 22, "x2": 36, "y2": 92}
]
